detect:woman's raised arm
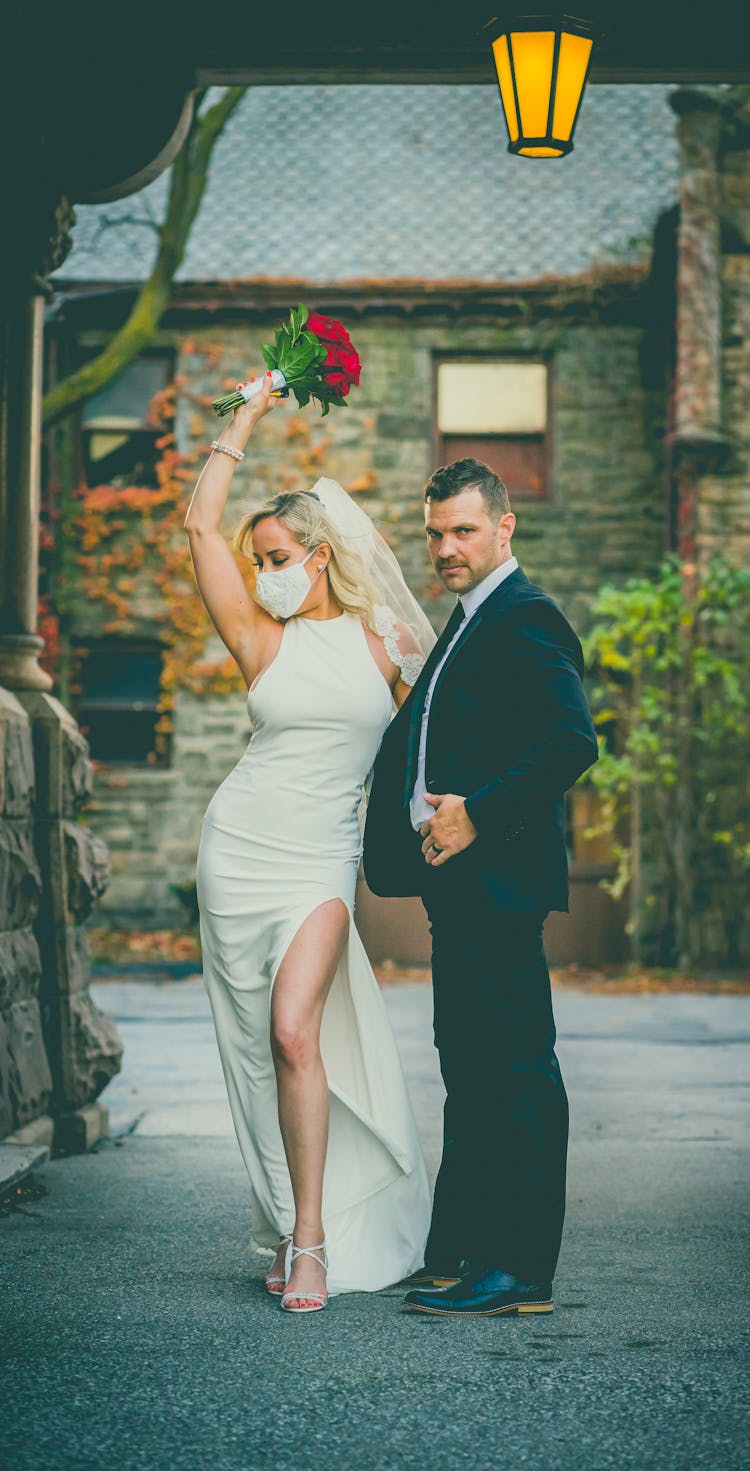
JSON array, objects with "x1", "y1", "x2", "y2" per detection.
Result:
[{"x1": 183, "y1": 374, "x2": 282, "y2": 679}]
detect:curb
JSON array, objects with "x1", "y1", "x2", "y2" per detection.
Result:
[{"x1": 0, "y1": 1142, "x2": 50, "y2": 1196}]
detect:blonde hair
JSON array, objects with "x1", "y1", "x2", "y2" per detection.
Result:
[{"x1": 233, "y1": 490, "x2": 378, "y2": 624}]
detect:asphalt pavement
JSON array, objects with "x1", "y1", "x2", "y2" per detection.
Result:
[{"x1": 1, "y1": 977, "x2": 748, "y2": 1471}]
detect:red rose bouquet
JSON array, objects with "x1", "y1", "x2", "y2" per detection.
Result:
[{"x1": 212, "y1": 304, "x2": 361, "y2": 419}]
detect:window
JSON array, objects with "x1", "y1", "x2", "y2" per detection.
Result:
[
  {"x1": 435, "y1": 358, "x2": 549, "y2": 499},
  {"x1": 72, "y1": 639, "x2": 169, "y2": 766},
  {"x1": 81, "y1": 352, "x2": 172, "y2": 488}
]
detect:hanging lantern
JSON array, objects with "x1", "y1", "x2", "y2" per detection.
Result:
[{"x1": 489, "y1": 12, "x2": 597, "y2": 158}]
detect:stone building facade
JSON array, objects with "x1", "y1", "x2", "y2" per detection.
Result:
[
  {"x1": 52, "y1": 295, "x2": 666, "y2": 953},
  {"x1": 40, "y1": 82, "x2": 750, "y2": 970},
  {"x1": 43, "y1": 83, "x2": 680, "y2": 963},
  {"x1": 2, "y1": 37, "x2": 747, "y2": 1150}
]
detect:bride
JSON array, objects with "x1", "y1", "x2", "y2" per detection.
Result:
[{"x1": 185, "y1": 372, "x2": 435, "y2": 1312}]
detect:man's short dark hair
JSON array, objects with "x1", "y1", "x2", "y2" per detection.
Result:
[{"x1": 424, "y1": 458, "x2": 511, "y2": 520}]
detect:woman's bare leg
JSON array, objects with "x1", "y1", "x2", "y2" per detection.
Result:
[{"x1": 270, "y1": 899, "x2": 349, "y2": 1304}]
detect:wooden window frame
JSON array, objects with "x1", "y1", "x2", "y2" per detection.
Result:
[
  {"x1": 432, "y1": 352, "x2": 553, "y2": 502},
  {"x1": 71, "y1": 636, "x2": 171, "y2": 769},
  {"x1": 77, "y1": 346, "x2": 175, "y2": 491}
]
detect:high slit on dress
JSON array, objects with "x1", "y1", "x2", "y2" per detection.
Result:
[{"x1": 196, "y1": 611, "x2": 430, "y2": 1293}]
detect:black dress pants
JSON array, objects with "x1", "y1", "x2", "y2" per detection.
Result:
[{"x1": 421, "y1": 868, "x2": 569, "y2": 1284}]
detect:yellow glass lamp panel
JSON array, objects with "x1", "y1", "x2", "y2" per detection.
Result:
[
  {"x1": 552, "y1": 31, "x2": 593, "y2": 141},
  {"x1": 492, "y1": 34, "x2": 519, "y2": 141},
  {"x1": 510, "y1": 30, "x2": 555, "y2": 138}
]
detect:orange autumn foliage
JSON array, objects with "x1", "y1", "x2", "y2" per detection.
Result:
[{"x1": 59, "y1": 382, "x2": 250, "y2": 759}]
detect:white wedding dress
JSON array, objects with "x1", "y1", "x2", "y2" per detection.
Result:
[{"x1": 196, "y1": 610, "x2": 431, "y2": 1293}]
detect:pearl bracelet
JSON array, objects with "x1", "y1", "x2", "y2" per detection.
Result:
[{"x1": 210, "y1": 439, "x2": 245, "y2": 462}]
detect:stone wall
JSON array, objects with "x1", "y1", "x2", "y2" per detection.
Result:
[
  {"x1": 172, "y1": 313, "x2": 666, "y2": 636},
  {"x1": 0, "y1": 688, "x2": 50, "y2": 1135},
  {"x1": 86, "y1": 689, "x2": 249, "y2": 926},
  {"x1": 65, "y1": 301, "x2": 667, "y2": 929},
  {"x1": 0, "y1": 685, "x2": 122, "y2": 1141},
  {"x1": 18, "y1": 692, "x2": 122, "y2": 1125}
]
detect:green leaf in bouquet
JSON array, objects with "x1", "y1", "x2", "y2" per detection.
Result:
[
  {"x1": 289, "y1": 304, "x2": 307, "y2": 341},
  {"x1": 293, "y1": 333, "x2": 316, "y2": 360},
  {"x1": 294, "y1": 386, "x2": 311, "y2": 408},
  {"x1": 304, "y1": 334, "x2": 326, "y2": 361},
  {"x1": 261, "y1": 344, "x2": 278, "y2": 371},
  {"x1": 282, "y1": 340, "x2": 318, "y2": 379},
  {"x1": 289, "y1": 375, "x2": 320, "y2": 399}
]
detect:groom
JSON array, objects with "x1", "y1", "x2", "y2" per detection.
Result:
[{"x1": 363, "y1": 458, "x2": 599, "y2": 1318}]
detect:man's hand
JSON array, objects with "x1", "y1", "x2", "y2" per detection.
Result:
[{"x1": 420, "y1": 793, "x2": 478, "y2": 867}]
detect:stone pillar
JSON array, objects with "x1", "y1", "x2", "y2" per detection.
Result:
[
  {"x1": 0, "y1": 689, "x2": 51, "y2": 1136},
  {"x1": 0, "y1": 195, "x2": 122, "y2": 1148},
  {"x1": 17, "y1": 692, "x2": 122, "y2": 1152},
  {"x1": 669, "y1": 87, "x2": 729, "y2": 563},
  {"x1": 656, "y1": 88, "x2": 750, "y2": 969},
  {"x1": 0, "y1": 290, "x2": 53, "y2": 691}
]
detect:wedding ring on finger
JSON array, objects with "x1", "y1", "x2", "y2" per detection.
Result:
[{"x1": 431, "y1": 843, "x2": 443, "y2": 856}]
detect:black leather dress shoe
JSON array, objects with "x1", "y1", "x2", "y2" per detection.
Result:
[
  {"x1": 402, "y1": 1266, "x2": 553, "y2": 1318},
  {"x1": 399, "y1": 1261, "x2": 469, "y2": 1290}
]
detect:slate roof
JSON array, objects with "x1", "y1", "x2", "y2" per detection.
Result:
[{"x1": 54, "y1": 84, "x2": 679, "y2": 287}]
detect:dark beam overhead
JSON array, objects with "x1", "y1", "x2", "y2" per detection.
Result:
[
  {"x1": 4, "y1": 0, "x2": 748, "y2": 214},
  {"x1": 191, "y1": 2, "x2": 750, "y2": 85}
]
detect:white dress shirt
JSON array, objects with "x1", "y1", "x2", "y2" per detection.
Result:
[{"x1": 409, "y1": 556, "x2": 518, "y2": 830}]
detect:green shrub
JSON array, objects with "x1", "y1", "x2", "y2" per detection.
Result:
[{"x1": 585, "y1": 559, "x2": 750, "y2": 967}]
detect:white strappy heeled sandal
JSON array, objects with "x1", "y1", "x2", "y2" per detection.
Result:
[
  {"x1": 264, "y1": 1234, "x2": 292, "y2": 1296},
  {"x1": 280, "y1": 1240, "x2": 329, "y2": 1314}
]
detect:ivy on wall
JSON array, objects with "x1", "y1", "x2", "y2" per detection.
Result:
[{"x1": 50, "y1": 381, "x2": 244, "y2": 758}]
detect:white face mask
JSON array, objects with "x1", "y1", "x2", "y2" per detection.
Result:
[{"x1": 255, "y1": 548, "x2": 323, "y2": 620}]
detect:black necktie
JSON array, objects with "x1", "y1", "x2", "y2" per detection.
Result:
[
  {"x1": 404, "y1": 601, "x2": 465, "y2": 800},
  {"x1": 444, "y1": 598, "x2": 467, "y2": 638}
]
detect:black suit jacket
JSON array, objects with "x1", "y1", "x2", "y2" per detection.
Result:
[{"x1": 362, "y1": 567, "x2": 599, "y2": 913}]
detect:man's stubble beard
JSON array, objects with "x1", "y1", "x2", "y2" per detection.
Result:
[{"x1": 437, "y1": 548, "x2": 508, "y2": 594}]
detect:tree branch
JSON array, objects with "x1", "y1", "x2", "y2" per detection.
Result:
[{"x1": 42, "y1": 87, "x2": 245, "y2": 428}]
